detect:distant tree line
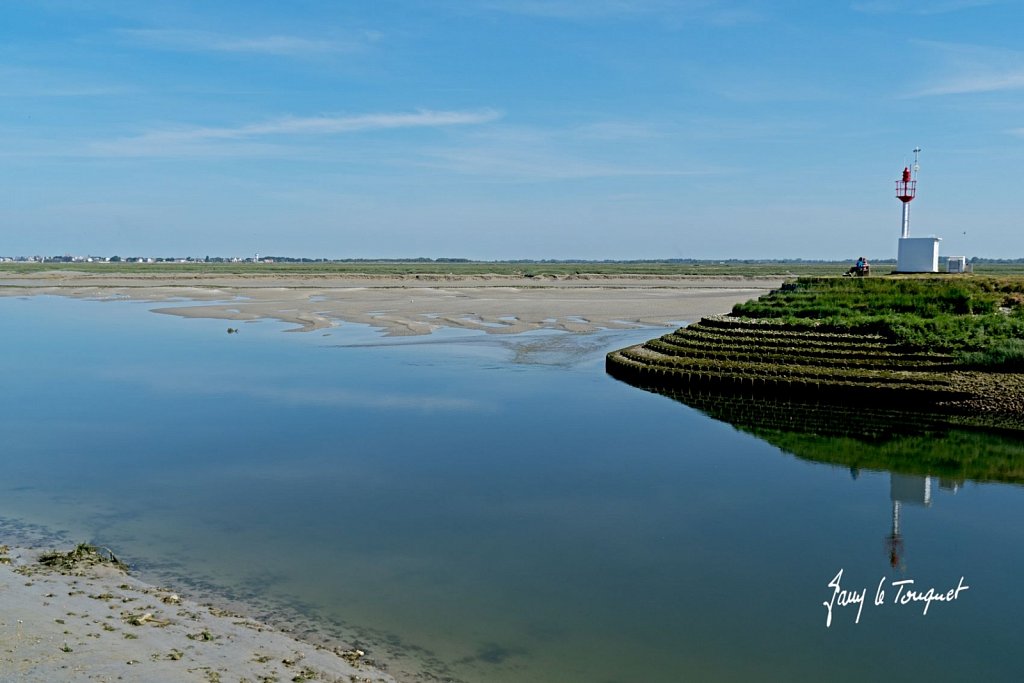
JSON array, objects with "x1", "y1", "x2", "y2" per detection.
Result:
[{"x1": 21, "y1": 255, "x2": 1024, "y2": 265}]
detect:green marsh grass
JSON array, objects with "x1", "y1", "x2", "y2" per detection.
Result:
[{"x1": 731, "y1": 276, "x2": 1024, "y2": 361}]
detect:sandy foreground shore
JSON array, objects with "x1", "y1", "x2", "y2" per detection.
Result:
[
  {"x1": 0, "y1": 272, "x2": 782, "y2": 682},
  {"x1": 0, "y1": 545, "x2": 393, "y2": 683},
  {"x1": 0, "y1": 272, "x2": 783, "y2": 335}
]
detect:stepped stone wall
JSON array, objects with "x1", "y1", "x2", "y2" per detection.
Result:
[{"x1": 607, "y1": 316, "x2": 970, "y2": 407}]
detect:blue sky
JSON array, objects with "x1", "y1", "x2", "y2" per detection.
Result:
[{"x1": 2, "y1": 0, "x2": 1022, "y2": 260}]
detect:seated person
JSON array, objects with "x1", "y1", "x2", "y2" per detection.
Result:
[{"x1": 847, "y1": 257, "x2": 869, "y2": 276}]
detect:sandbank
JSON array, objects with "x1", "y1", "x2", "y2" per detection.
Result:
[{"x1": 0, "y1": 272, "x2": 783, "y2": 335}]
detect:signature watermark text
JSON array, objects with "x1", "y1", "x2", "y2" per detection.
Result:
[{"x1": 823, "y1": 569, "x2": 969, "y2": 627}]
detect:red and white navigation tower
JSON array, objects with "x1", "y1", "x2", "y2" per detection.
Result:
[
  {"x1": 895, "y1": 148, "x2": 919, "y2": 238},
  {"x1": 894, "y1": 147, "x2": 940, "y2": 273}
]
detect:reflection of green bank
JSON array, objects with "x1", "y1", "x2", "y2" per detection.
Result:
[{"x1": 636, "y1": 387, "x2": 1024, "y2": 484}]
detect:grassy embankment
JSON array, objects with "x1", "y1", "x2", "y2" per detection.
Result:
[{"x1": 606, "y1": 275, "x2": 1024, "y2": 426}]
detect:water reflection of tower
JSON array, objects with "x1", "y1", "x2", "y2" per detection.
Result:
[{"x1": 885, "y1": 474, "x2": 960, "y2": 571}]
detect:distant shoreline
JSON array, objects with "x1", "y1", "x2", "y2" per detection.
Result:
[{"x1": 5, "y1": 259, "x2": 1024, "y2": 279}]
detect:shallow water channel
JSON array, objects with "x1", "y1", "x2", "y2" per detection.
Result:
[{"x1": 2, "y1": 296, "x2": 1023, "y2": 682}]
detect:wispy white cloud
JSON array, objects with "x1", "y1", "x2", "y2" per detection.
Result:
[
  {"x1": 480, "y1": 0, "x2": 686, "y2": 18},
  {"x1": 474, "y1": 0, "x2": 762, "y2": 23},
  {"x1": 117, "y1": 28, "x2": 379, "y2": 57},
  {"x1": 907, "y1": 41, "x2": 1024, "y2": 96},
  {"x1": 418, "y1": 146, "x2": 644, "y2": 179},
  {"x1": 703, "y1": 7, "x2": 763, "y2": 25},
  {"x1": 417, "y1": 124, "x2": 720, "y2": 180},
  {"x1": 676, "y1": 116, "x2": 825, "y2": 142},
  {"x1": 851, "y1": 0, "x2": 1001, "y2": 14},
  {"x1": 137, "y1": 110, "x2": 501, "y2": 142},
  {"x1": 571, "y1": 121, "x2": 664, "y2": 140},
  {"x1": 1, "y1": 84, "x2": 130, "y2": 98},
  {"x1": 915, "y1": 69, "x2": 1024, "y2": 96},
  {"x1": 0, "y1": 66, "x2": 132, "y2": 99},
  {"x1": 87, "y1": 109, "x2": 503, "y2": 157},
  {"x1": 710, "y1": 76, "x2": 835, "y2": 103}
]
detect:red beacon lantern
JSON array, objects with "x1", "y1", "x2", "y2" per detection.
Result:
[
  {"x1": 895, "y1": 164, "x2": 917, "y2": 238},
  {"x1": 896, "y1": 166, "x2": 916, "y2": 203}
]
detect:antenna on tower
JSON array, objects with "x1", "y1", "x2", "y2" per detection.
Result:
[{"x1": 912, "y1": 147, "x2": 921, "y2": 179}]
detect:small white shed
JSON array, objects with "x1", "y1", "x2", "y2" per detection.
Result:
[{"x1": 896, "y1": 237, "x2": 941, "y2": 273}]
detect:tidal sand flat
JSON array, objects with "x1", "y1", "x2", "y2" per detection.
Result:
[{"x1": 0, "y1": 271, "x2": 783, "y2": 335}]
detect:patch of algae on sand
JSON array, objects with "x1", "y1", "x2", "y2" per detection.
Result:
[{"x1": 33, "y1": 542, "x2": 128, "y2": 574}]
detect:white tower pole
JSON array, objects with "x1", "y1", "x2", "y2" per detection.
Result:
[{"x1": 902, "y1": 202, "x2": 910, "y2": 239}]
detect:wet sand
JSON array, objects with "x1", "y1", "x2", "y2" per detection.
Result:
[
  {"x1": 0, "y1": 544, "x2": 393, "y2": 683},
  {"x1": 0, "y1": 272, "x2": 783, "y2": 335}
]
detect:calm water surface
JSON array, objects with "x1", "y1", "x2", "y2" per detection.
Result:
[{"x1": 2, "y1": 296, "x2": 1023, "y2": 682}]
